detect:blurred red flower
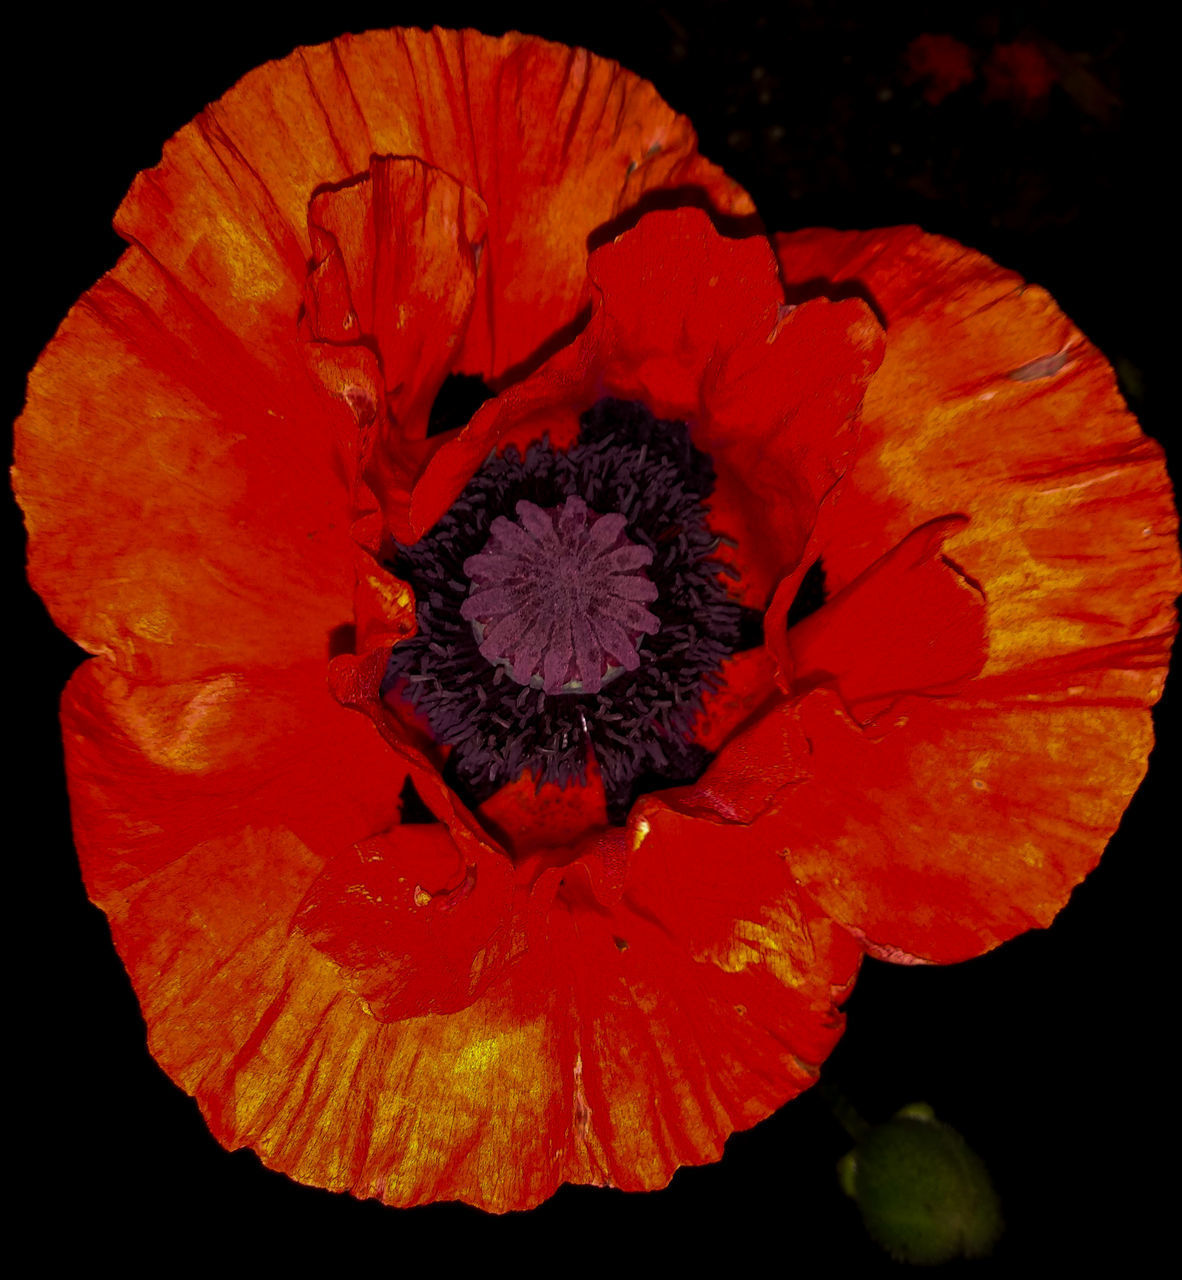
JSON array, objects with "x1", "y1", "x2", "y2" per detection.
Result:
[
  {"x1": 984, "y1": 40, "x2": 1059, "y2": 104},
  {"x1": 904, "y1": 33, "x2": 976, "y2": 104},
  {"x1": 13, "y1": 28, "x2": 1179, "y2": 1211}
]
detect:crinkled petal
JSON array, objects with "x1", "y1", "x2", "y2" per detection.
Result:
[
  {"x1": 756, "y1": 685, "x2": 1164, "y2": 961},
  {"x1": 303, "y1": 156, "x2": 489, "y2": 532},
  {"x1": 591, "y1": 210, "x2": 884, "y2": 603},
  {"x1": 774, "y1": 226, "x2": 1181, "y2": 683},
  {"x1": 537, "y1": 815, "x2": 860, "y2": 1191},
  {"x1": 113, "y1": 29, "x2": 753, "y2": 388},
  {"x1": 64, "y1": 638, "x2": 856, "y2": 1208},
  {"x1": 786, "y1": 517, "x2": 987, "y2": 715},
  {"x1": 61, "y1": 658, "x2": 402, "y2": 900},
  {"x1": 761, "y1": 226, "x2": 1180, "y2": 959},
  {"x1": 17, "y1": 30, "x2": 753, "y2": 680},
  {"x1": 92, "y1": 792, "x2": 855, "y2": 1210},
  {"x1": 294, "y1": 825, "x2": 519, "y2": 1020},
  {"x1": 95, "y1": 819, "x2": 571, "y2": 1211},
  {"x1": 411, "y1": 209, "x2": 884, "y2": 579},
  {"x1": 14, "y1": 250, "x2": 354, "y2": 680}
]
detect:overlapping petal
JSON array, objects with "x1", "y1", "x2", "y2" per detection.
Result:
[
  {"x1": 786, "y1": 516, "x2": 987, "y2": 715},
  {"x1": 111, "y1": 27, "x2": 753, "y2": 389},
  {"x1": 775, "y1": 227, "x2": 1179, "y2": 683},
  {"x1": 695, "y1": 227, "x2": 1178, "y2": 962},
  {"x1": 14, "y1": 248, "x2": 355, "y2": 682},
  {"x1": 64, "y1": 640, "x2": 859, "y2": 1208},
  {"x1": 411, "y1": 208, "x2": 883, "y2": 606},
  {"x1": 299, "y1": 209, "x2": 881, "y2": 1140},
  {"x1": 79, "y1": 761, "x2": 858, "y2": 1209},
  {"x1": 301, "y1": 155, "x2": 489, "y2": 534},
  {"x1": 15, "y1": 29, "x2": 751, "y2": 682},
  {"x1": 758, "y1": 685, "x2": 1159, "y2": 961},
  {"x1": 545, "y1": 852, "x2": 859, "y2": 1192},
  {"x1": 61, "y1": 658, "x2": 403, "y2": 901},
  {"x1": 618, "y1": 228, "x2": 1177, "y2": 963}
]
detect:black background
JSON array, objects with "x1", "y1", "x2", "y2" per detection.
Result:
[{"x1": 8, "y1": 2, "x2": 1173, "y2": 1268}]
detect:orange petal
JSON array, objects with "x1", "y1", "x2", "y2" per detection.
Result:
[
  {"x1": 92, "y1": 777, "x2": 855, "y2": 1210},
  {"x1": 652, "y1": 691, "x2": 813, "y2": 825},
  {"x1": 350, "y1": 541, "x2": 417, "y2": 654},
  {"x1": 786, "y1": 516, "x2": 987, "y2": 715},
  {"x1": 61, "y1": 658, "x2": 403, "y2": 900},
  {"x1": 693, "y1": 645, "x2": 781, "y2": 754},
  {"x1": 63, "y1": 641, "x2": 856, "y2": 1208},
  {"x1": 327, "y1": 648, "x2": 494, "y2": 856},
  {"x1": 753, "y1": 686, "x2": 1164, "y2": 962},
  {"x1": 644, "y1": 656, "x2": 1171, "y2": 963},
  {"x1": 588, "y1": 210, "x2": 883, "y2": 593},
  {"x1": 773, "y1": 226, "x2": 1181, "y2": 690},
  {"x1": 14, "y1": 248, "x2": 356, "y2": 680},
  {"x1": 18, "y1": 31, "x2": 753, "y2": 680},
  {"x1": 476, "y1": 752, "x2": 610, "y2": 861},
  {"x1": 94, "y1": 818, "x2": 572, "y2": 1210},
  {"x1": 294, "y1": 824, "x2": 519, "y2": 1021},
  {"x1": 410, "y1": 209, "x2": 884, "y2": 582},
  {"x1": 61, "y1": 655, "x2": 562, "y2": 1208},
  {"x1": 544, "y1": 817, "x2": 859, "y2": 1191},
  {"x1": 114, "y1": 30, "x2": 753, "y2": 388},
  {"x1": 753, "y1": 227, "x2": 1179, "y2": 958},
  {"x1": 303, "y1": 157, "x2": 489, "y2": 529}
]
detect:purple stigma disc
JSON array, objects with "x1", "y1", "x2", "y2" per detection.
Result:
[{"x1": 460, "y1": 495, "x2": 661, "y2": 694}]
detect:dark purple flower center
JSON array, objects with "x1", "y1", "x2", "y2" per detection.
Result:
[
  {"x1": 383, "y1": 398, "x2": 763, "y2": 823},
  {"x1": 460, "y1": 495, "x2": 660, "y2": 695}
]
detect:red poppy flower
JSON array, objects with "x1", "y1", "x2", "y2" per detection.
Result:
[{"x1": 14, "y1": 27, "x2": 1180, "y2": 1213}]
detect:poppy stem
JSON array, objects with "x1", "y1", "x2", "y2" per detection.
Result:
[{"x1": 817, "y1": 1078, "x2": 870, "y2": 1141}]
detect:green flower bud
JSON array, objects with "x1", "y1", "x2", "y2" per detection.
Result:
[{"x1": 838, "y1": 1103, "x2": 1003, "y2": 1265}]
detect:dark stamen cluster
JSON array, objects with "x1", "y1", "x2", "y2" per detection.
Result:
[{"x1": 383, "y1": 398, "x2": 759, "y2": 822}]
